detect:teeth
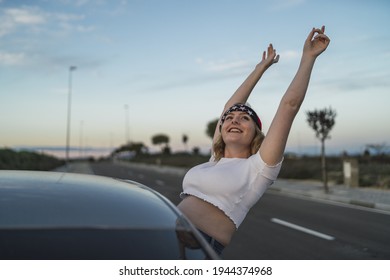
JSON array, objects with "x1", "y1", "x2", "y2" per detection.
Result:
[{"x1": 229, "y1": 128, "x2": 242, "y2": 133}]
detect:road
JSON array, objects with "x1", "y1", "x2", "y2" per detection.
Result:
[{"x1": 91, "y1": 161, "x2": 390, "y2": 260}]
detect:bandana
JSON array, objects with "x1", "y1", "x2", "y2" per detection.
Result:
[{"x1": 220, "y1": 104, "x2": 262, "y2": 131}]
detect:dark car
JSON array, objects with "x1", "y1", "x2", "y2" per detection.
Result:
[{"x1": 0, "y1": 170, "x2": 219, "y2": 260}]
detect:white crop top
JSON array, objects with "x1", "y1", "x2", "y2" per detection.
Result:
[{"x1": 180, "y1": 153, "x2": 282, "y2": 228}]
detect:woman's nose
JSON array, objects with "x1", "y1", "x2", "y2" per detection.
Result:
[{"x1": 232, "y1": 117, "x2": 240, "y2": 124}]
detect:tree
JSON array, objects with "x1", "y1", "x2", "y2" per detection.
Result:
[
  {"x1": 151, "y1": 134, "x2": 170, "y2": 152},
  {"x1": 206, "y1": 119, "x2": 219, "y2": 139},
  {"x1": 306, "y1": 107, "x2": 337, "y2": 193},
  {"x1": 192, "y1": 146, "x2": 200, "y2": 155},
  {"x1": 113, "y1": 142, "x2": 147, "y2": 156},
  {"x1": 182, "y1": 134, "x2": 189, "y2": 151},
  {"x1": 366, "y1": 143, "x2": 387, "y2": 156}
]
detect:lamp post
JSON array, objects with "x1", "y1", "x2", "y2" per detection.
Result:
[
  {"x1": 124, "y1": 104, "x2": 130, "y2": 144},
  {"x1": 79, "y1": 120, "x2": 84, "y2": 158},
  {"x1": 65, "y1": 66, "x2": 77, "y2": 169}
]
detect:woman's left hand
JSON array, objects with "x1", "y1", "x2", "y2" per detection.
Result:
[{"x1": 303, "y1": 26, "x2": 330, "y2": 58}]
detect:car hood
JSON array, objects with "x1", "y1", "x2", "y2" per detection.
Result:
[{"x1": 0, "y1": 170, "x2": 179, "y2": 229}]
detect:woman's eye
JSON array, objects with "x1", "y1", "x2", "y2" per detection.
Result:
[
  {"x1": 242, "y1": 116, "x2": 250, "y2": 121},
  {"x1": 226, "y1": 116, "x2": 233, "y2": 120}
]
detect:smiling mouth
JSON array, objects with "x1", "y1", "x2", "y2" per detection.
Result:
[{"x1": 228, "y1": 128, "x2": 243, "y2": 133}]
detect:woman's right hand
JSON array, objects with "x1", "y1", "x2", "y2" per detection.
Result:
[{"x1": 257, "y1": 43, "x2": 280, "y2": 70}]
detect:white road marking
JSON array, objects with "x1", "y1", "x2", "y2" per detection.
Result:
[
  {"x1": 271, "y1": 218, "x2": 335, "y2": 241},
  {"x1": 155, "y1": 180, "x2": 165, "y2": 186}
]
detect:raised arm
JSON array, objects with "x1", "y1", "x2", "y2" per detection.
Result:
[
  {"x1": 212, "y1": 44, "x2": 279, "y2": 143},
  {"x1": 259, "y1": 26, "x2": 330, "y2": 166}
]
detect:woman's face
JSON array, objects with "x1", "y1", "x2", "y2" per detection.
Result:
[{"x1": 221, "y1": 111, "x2": 256, "y2": 147}]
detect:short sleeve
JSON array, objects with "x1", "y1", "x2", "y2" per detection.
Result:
[{"x1": 249, "y1": 152, "x2": 283, "y2": 181}]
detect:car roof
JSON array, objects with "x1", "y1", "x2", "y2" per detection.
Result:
[{"x1": 0, "y1": 170, "x2": 181, "y2": 229}]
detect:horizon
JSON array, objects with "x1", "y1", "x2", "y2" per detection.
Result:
[{"x1": 7, "y1": 142, "x2": 387, "y2": 160}]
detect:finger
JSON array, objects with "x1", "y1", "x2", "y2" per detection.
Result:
[
  {"x1": 314, "y1": 34, "x2": 330, "y2": 42},
  {"x1": 313, "y1": 28, "x2": 323, "y2": 34},
  {"x1": 322, "y1": 34, "x2": 330, "y2": 42},
  {"x1": 267, "y1": 43, "x2": 274, "y2": 54},
  {"x1": 321, "y1": 25, "x2": 325, "y2": 33},
  {"x1": 306, "y1": 27, "x2": 316, "y2": 42},
  {"x1": 274, "y1": 54, "x2": 280, "y2": 63},
  {"x1": 262, "y1": 51, "x2": 266, "y2": 60}
]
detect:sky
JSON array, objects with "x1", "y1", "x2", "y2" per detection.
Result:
[{"x1": 1, "y1": 0, "x2": 389, "y2": 158}]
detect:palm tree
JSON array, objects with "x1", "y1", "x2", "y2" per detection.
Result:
[
  {"x1": 206, "y1": 119, "x2": 219, "y2": 139},
  {"x1": 182, "y1": 134, "x2": 189, "y2": 151}
]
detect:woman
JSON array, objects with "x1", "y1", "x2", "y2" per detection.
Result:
[{"x1": 178, "y1": 26, "x2": 330, "y2": 255}]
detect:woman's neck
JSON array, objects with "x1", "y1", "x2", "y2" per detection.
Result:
[{"x1": 224, "y1": 146, "x2": 251, "y2": 159}]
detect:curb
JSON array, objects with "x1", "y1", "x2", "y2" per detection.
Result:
[{"x1": 268, "y1": 187, "x2": 390, "y2": 213}]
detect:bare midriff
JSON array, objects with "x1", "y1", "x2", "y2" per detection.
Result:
[{"x1": 177, "y1": 195, "x2": 236, "y2": 246}]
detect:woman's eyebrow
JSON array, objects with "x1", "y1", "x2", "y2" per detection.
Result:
[{"x1": 227, "y1": 112, "x2": 249, "y2": 116}]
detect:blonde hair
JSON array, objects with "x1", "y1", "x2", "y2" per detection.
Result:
[{"x1": 212, "y1": 126, "x2": 265, "y2": 161}]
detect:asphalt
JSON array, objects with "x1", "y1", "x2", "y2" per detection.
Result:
[{"x1": 56, "y1": 161, "x2": 390, "y2": 213}]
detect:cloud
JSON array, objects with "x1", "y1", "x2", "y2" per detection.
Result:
[
  {"x1": 0, "y1": 5, "x2": 96, "y2": 69},
  {"x1": 268, "y1": 0, "x2": 306, "y2": 11},
  {"x1": 141, "y1": 63, "x2": 251, "y2": 94},
  {"x1": 0, "y1": 6, "x2": 46, "y2": 37},
  {"x1": 279, "y1": 50, "x2": 300, "y2": 60},
  {"x1": 0, "y1": 5, "x2": 93, "y2": 38},
  {"x1": 137, "y1": 56, "x2": 256, "y2": 93},
  {"x1": 196, "y1": 50, "x2": 300, "y2": 75},
  {"x1": 196, "y1": 57, "x2": 250, "y2": 73},
  {"x1": 0, "y1": 51, "x2": 25, "y2": 65},
  {"x1": 5, "y1": 7, "x2": 46, "y2": 24},
  {"x1": 313, "y1": 69, "x2": 390, "y2": 95}
]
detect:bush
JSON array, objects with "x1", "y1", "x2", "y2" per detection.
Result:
[
  {"x1": 278, "y1": 155, "x2": 343, "y2": 182},
  {"x1": 0, "y1": 148, "x2": 64, "y2": 171},
  {"x1": 358, "y1": 157, "x2": 390, "y2": 188},
  {"x1": 124, "y1": 152, "x2": 389, "y2": 188}
]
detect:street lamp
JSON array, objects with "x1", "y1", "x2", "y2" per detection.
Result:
[
  {"x1": 65, "y1": 66, "x2": 77, "y2": 169},
  {"x1": 124, "y1": 104, "x2": 130, "y2": 144}
]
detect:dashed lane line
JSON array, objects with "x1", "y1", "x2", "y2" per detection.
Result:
[
  {"x1": 155, "y1": 180, "x2": 165, "y2": 186},
  {"x1": 271, "y1": 218, "x2": 335, "y2": 241}
]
